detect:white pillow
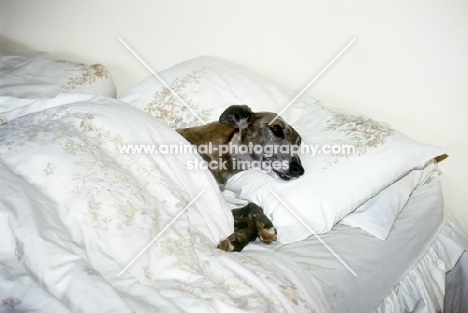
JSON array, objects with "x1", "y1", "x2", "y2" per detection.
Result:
[
  {"x1": 118, "y1": 56, "x2": 322, "y2": 129},
  {"x1": 224, "y1": 108, "x2": 446, "y2": 243},
  {"x1": 0, "y1": 50, "x2": 117, "y2": 98},
  {"x1": 339, "y1": 159, "x2": 439, "y2": 240},
  {"x1": 119, "y1": 56, "x2": 447, "y2": 243}
]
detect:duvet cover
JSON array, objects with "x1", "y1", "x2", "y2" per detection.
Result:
[{"x1": 0, "y1": 93, "x2": 330, "y2": 313}]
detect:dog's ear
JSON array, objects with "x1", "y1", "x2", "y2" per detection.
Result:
[{"x1": 219, "y1": 105, "x2": 254, "y2": 130}]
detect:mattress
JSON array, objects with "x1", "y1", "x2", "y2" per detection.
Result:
[{"x1": 251, "y1": 175, "x2": 468, "y2": 312}]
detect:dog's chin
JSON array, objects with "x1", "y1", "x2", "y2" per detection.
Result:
[{"x1": 268, "y1": 170, "x2": 297, "y2": 182}]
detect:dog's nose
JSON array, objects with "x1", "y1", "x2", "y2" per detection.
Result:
[{"x1": 289, "y1": 161, "x2": 304, "y2": 177}]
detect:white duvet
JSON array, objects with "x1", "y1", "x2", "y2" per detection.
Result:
[{"x1": 0, "y1": 94, "x2": 330, "y2": 313}]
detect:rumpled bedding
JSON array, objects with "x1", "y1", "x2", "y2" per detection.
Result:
[
  {"x1": 0, "y1": 93, "x2": 330, "y2": 312},
  {"x1": 0, "y1": 52, "x2": 466, "y2": 313},
  {"x1": 0, "y1": 50, "x2": 117, "y2": 98}
]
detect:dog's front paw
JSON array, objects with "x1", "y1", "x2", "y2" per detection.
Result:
[
  {"x1": 252, "y1": 210, "x2": 277, "y2": 244},
  {"x1": 217, "y1": 227, "x2": 254, "y2": 252},
  {"x1": 256, "y1": 223, "x2": 277, "y2": 244},
  {"x1": 217, "y1": 238, "x2": 235, "y2": 252}
]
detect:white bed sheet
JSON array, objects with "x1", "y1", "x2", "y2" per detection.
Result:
[{"x1": 254, "y1": 175, "x2": 468, "y2": 312}]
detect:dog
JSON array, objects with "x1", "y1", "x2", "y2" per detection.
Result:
[{"x1": 177, "y1": 105, "x2": 304, "y2": 251}]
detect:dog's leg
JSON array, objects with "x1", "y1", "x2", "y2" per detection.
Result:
[
  {"x1": 217, "y1": 203, "x2": 277, "y2": 252},
  {"x1": 217, "y1": 216, "x2": 257, "y2": 252},
  {"x1": 248, "y1": 204, "x2": 277, "y2": 244}
]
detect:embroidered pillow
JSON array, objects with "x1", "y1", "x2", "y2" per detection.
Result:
[
  {"x1": 0, "y1": 50, "x2": 116, "y2": 98},
  {"x1": 119, "y1": 56, "x2": 447, "y2": 243}
]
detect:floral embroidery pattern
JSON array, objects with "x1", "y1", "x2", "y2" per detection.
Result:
[
  {"x1": 322, "y1": 111, "x2": 394, "y2": 169},
  {"x1": 0, "y1": 106, "x2": 185, "y2": 241},
  {"x1": 64, "y1": 111, "x2": 175, "y2": 238},
  {"x1": 144, "y1": 70, "x2": 212, "y2": 128},
  {"x1": 143, "y1": 265, "x2": 153, "y2": 280},
  {"x1": 14, "y1": 239, "x2": 24, "y2": 261},
  {"x1": 84, "y1": 266, "x2": 101, "y2": 276},
  {"x1": 44, "y1": 162, "x2": 57, "y2": 176},
  {"x1": 74, "y1": 241, "x2": 86, "y2": 249},
  {"x1": 1, "y1": 297, "x2": 21, "y2": 308},
  {"x1": 61, "y1": 63, "x2": 110, "y2": 91}
]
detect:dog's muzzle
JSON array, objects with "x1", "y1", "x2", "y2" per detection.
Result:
[
  {"x1": 274, "y1": 160, "x2": 304, "y2": 181},
  {"x1": 289, "y1": 160, "x2": 305, "y2": 177}
]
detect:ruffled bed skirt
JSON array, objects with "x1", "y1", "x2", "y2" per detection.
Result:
[{"x1": 376, "y1": 211, "x2": 468, "y2": 313}]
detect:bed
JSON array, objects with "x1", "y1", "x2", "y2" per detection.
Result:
[{"x1": 0, "y1": 48, "x2": 467, "y2": 313}]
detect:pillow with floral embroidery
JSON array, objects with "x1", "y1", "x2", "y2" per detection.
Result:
[
  {"x1": 118, "y1": 56, "x2": 321, "y2": 129},
  {"x1": 119, "y1": 56, "x2": 447, "y2": 243},
  {"x1": 0, "y1": 50, "x2": 116, "y2": 98},
  {"x1": 224, "y1": 107, "x2": 446, "y2": 243}
]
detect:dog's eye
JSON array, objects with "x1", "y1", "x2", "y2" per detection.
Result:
[{"x1": 271, "y1": 125, "x2": 284, "y2": 137}]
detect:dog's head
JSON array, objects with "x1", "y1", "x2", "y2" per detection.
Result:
[{"x1": 219, "y1": 105, "x2": 304, "y2": 181}]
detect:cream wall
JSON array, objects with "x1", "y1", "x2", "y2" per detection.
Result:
[{"x1": 1, "y1": 0, "x2": 468, "y2": 231}]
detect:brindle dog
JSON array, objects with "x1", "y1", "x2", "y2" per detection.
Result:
[{"x1": 177, "y1": 105, "x2": 304, "y2": 251}]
